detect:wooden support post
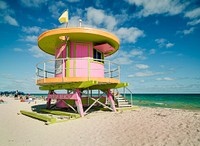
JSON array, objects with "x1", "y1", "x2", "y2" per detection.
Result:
[
  {"x1": 107, "y1": 89, "x2": 116, "y2": 112},
  {"x1": 46, "y1": 91, "x2": 52, "y2": 109},
  {"x1": 46, "y1": 98, "x2": 51, "y2": 109},
  {"x1": 75, "y1": 89, "x2": 84, "y2": 117}
]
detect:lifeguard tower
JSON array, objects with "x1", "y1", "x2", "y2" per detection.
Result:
[{"x1": 36, "y1": 18, "x2": 133, "y2": 117}]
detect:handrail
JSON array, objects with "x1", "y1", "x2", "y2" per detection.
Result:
[
  {"x1": 36, "y1": 57, "x2": 120, "y2": 81},
  {"x1": 125, "y1": 87, "x2": 133, "y2": 106}
]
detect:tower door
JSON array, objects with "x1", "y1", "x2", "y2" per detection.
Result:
[
  {"x1": 68, "y1": 42, "x2": 91, "y2": 77},
  {"x1": 75, "y1": 43, "x2": 89, "y2": 77}
]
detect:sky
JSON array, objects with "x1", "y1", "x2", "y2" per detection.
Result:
[{"x1": 0, "y1": 0, "x2": 200, "y2": 93}]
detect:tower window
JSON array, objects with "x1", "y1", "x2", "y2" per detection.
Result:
[{"x1": 93, "y1": 49, "x2": 102, "y2": 62}]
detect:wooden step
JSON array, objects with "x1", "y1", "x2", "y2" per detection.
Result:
[
  {"x1": 118, "y1": 101, "x2": 130, "y2": 105},
  {"x1": 118, "y1": 104, "x2": 132, "y2": 107},
  {"x1": 114, "y1": 94, "x2": 132, "y2": 108},
  {"x1": 117, "y1": 99, "x2": 128, "y2": 102}
]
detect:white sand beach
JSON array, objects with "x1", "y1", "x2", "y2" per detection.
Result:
[{"x1": 0, "y1": 96, "x2": 200, "y2": 146}]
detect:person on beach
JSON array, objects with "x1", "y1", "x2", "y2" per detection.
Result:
[
  {"x1": 14, "y1": 90, "x2": 19, "y2": 99},
  {"x1": 0, "y1": 99, "x2": 5, "y2": 103},
  {"x1": 49, "y1": 90, "x2": 56, "y2": 94}
]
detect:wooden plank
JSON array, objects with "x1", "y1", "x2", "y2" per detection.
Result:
[
  {"x1": 89, "y1": 82, "x2": 129, "y2": 90},
  {"x1": 39, "y1": 80, "x2": 98, "y2": 90},
  {"x1": 20, "y1": 110, "x2": 56, "y2": 123},
  {"x1": 36, "y1": 77, "x2": 120, "y2": 85},
  {"x1": 40, "y1": 109, "x2": 80, "y2": 118}
]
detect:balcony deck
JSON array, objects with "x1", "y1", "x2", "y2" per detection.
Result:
[{"x1": 36, "y1": 58, "x2": 128, "y2": 90}]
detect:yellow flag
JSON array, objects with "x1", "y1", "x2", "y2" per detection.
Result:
[{"x1": 58, "y1": 10, "x2": 68, "y2": 23}]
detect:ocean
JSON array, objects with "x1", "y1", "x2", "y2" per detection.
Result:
[
  {"x1": 31, "y1": 93, "x2": 200, "y2": 111},
  {"x1": 126, "y1": 94, "x2": 200, "y2": 110}
]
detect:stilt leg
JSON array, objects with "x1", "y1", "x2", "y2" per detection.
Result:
[
  {"x1": 107, "y1": 89, "x2": 116, "y2": 112},
  {"x1": 75, "y1": 89, "x2": 84, "y2": 117},
  {"x1": 46, "y1": 98, "x2": 51, "y2": 109}
]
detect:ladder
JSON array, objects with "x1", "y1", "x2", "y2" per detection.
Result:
[{"x1": 114, "y1": 94, "x2": 132, "y2": 108}]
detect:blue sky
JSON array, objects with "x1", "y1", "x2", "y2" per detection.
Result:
[{"x1": 0, "y1": 0, "x2": 200, "y2": 93}]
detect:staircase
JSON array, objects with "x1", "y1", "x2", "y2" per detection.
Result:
[{"x1": 114, "y1": 94, "x2": 132, "y2": 108}]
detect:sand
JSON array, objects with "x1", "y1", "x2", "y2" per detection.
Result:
[{"x1": 0, "y1": 96, "x2": 200, "y2": 146}]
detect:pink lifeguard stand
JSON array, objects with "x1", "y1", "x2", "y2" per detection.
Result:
[{"x1": 36, "y1": 27, "x2": 132, "y2": 117}]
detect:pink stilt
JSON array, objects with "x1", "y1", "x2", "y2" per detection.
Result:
[
  {"x1": 107, "y1": 89, "x2": 116, "y2": 112},
  {"x1": 75, "y1": 89, "x2": 84, "y2": 117},
  {"x1": 46, "y1": 98, "x2": 51, "y2": 109}
]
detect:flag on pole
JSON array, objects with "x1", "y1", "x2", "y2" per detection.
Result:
[{"x1": 58, "y1": 10, "x2": 68, "y2": 23}]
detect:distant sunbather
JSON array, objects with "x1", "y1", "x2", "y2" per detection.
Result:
[{"x1": 0, "y1": 99, "x2": 5, "y2": 103}]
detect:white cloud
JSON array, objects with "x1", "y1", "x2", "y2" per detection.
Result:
[
  {"x1": 149, "y1": 49, "x2": 156, "y2": 55},
  {"x1": 21, "y1": 35, "x2": 38, "y2": 43},
  {"x1": 183, "y1": 27, "x2": 195, "y2": 35},
  {"x1": 67, "y1": 0, "x2": 80, "y2": 2},
  {"x1": 107, "y1": 50, "x2": 133, "y2": 65},
  {"x1": 187, "y1": 19, "x2": 200, "y2": 26},
  {"x1": 156, "y1": 77, "x2": 175, "y2": 81},
  {"x1": 185, "y1": 7, "x2": 200, "y2": 19},
  {"x1": 64, "y1": 7, "x2": 144, "y2": 44},
  {"x1": 20, "y1": 0, "x2": 47, "y2": 8},
  {"x1": 128, "y1": 71, "x2": 163, "y2": 77},
  {"x1": 48, "y1": 1, "x2": 66, "y2": 18},
  {"x1": 0, "y1": 0, "x2": 8, "y2": 10},
  {"x1": 129, "y1": 49, "x2": 147, "y2": 60},
  {"x1": 28, "y1": 45, "x2": 52, "y2": 58},
  {"x1": 14, "y1": 48, "x2": 23, "y2": 52},
  {"x1": 108, "y1": 48, "x2": 147, "y2": 65},
  {"x1": 4, "y1": 15, "x2": 19, "y2": 26},
  {"x1": 131, "y1": 49, "x2": 143, "y2": 56},
  {"x1": 115, "y1": 27, "x2": 145, "y2": 43},
  {"x1": 125, "y1": 0, "x2": 187, "y2": 17},
  {"x1": 166, "y1": 43, "x2": 174, "y2": 48},
  {"x1": 113, "y1": 57, "x2": 133, "y2": 65},
  {"x1": 177, "y1": 27, "x2": 195, "y2": 35},
  {"x1": 0, "y1": 1, "x2": 19, "y2": 26},
  {"x1": 155, "y1": 38, "x2": 174, "y2": 48},
  {"x1": 67, "y1": 16, "x2": 83, "y2": 27},
  {"x1": 86, "y1": 7, "x2": 117, "y2": 30},
  {"x1": 22, "y1": 26, "x2": 41, "y2": 34},
  {"x1": 135, "y1": 64, "x2": 149, "y2": 69},
  {"x1": 86, "y1": 7, "x2": 107, "y2": 25}
]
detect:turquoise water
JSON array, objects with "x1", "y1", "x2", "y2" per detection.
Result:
[
  {"x1": 125, "y1": 94, "x2": 200, "y2": 110},
  {"x1": 31, "y1": 93, "x2": 200, "y2": 110}
]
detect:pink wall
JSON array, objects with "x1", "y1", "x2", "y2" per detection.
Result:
[
  {"x1": 53, "y1": 41, "x2": 104, "y2": 78},
  {"x1": 90, "y1": 62, "x2": 104, "y2": 77},
  {"x1": 70, "y1": 42, "x2": 93, "y2": 58}
]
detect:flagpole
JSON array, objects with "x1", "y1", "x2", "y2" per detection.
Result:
[{"x1": 66, "y1": 9, "x2": 68, "y2": 28}]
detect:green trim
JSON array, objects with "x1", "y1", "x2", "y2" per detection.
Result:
[
  {"x1": 116, "y1": 106, "x2": 139, "y2": 112},
  {"x1": 20, "y1": 110, "x2": 56, "y2": 123},
  {"x1": 88, "y1": 43, "x2": 90, "y2": 57},
  {"x1": 40, "y1": 109, "x2": 80, "y2": 118},
  {"x1": 74, "y1": 43, "x2": 76, "y2": 77},
  {"x1": 66, "y1": 42, "x2": 70, "y2": 77},
  {"x1": 88, "y1": 44, "x2": 91, "y2": 79},
  {"x1": 39, "y1": 80, "x2": 98, "y2": 90},
  {"x1": 89, "y1": 82, "x2": 129, "y2": 90},
  {"x1": 66, "y1": 60, "x2": 70, "y2": 77}
]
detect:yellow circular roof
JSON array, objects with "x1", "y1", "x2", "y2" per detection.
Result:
[{"x1": 38, "y1": 27, "x2": 120, "y2": 56}]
